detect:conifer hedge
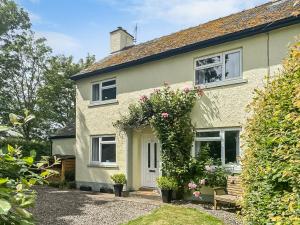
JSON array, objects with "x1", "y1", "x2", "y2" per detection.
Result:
[{"x1": 241, "y1": 41, "x2": 300, "y2": 224}]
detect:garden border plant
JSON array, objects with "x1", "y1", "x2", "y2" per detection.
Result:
[{"x1": 114, "y1": 83, "x2": 204, "y2": 196}]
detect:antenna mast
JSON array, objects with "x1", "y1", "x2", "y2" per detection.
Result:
[{"x1": 134, "y1": 23, "x2": 138, "y2": 43}]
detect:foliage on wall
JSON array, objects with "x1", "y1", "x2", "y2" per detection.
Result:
[
  {"x1": 114, "y1": 84, "x2": 203, "y2": 190},
  {"x1": 0, "y1": 112, "x2": 60, "y2": 224},
  {"x1": 241, "y1": 41, "x2": 300, "y2": 224}
]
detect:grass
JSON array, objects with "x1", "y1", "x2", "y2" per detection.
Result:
[{"x1": 123, "y1": 205, "x2": 224, "y2": 225}]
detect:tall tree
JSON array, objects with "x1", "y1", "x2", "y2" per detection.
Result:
[
  {"x1": 0, "y1": 0, "x2": 30, "y2": 37},
  {"x1": 0, "y1": 32, "x2": 52, "y2": 139},
  {"x1": 37, "y1": 54, "x2": 95, "y2": 132}
]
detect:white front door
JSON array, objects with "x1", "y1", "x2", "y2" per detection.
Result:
[{"x1": 142, "y1": 135, "x2": 160, "y2": 188}]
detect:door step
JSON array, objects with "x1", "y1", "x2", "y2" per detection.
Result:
[{"x1": 129, "y1": 189, "x2": 161, "y2": 201}]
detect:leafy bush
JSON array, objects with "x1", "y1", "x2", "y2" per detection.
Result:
[
  {"x1": 0, "y1": 113, "x2": 60, "y2": 225},
  {"x1": 0, "y1": 138, "x2": 50, "y2": 160},
  {"x1": 157, "y1": 176, "x2": 178, "y2": 190},
  {"x1": 64, "y1": 170, "x2": 75, "y2": 182},
  {"x1": 241, "y1": 41, "x2": 300, "y2": 224},
  {"x1": 188, "y1": 146, "x2": 228, "y2": 198},
  {"x1": 110, "y1": 173, "x2": 127, "y2": 185}
]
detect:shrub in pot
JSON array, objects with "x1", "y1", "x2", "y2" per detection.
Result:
[
  {"x1": 110, "y1": 173, "x2": 127, "y2": 197},
  {"x1": 157, "y1": 176, "x2": 178, "y2": 203}
]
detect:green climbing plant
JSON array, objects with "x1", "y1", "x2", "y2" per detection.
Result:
[{"x1": 114, "y1": 84, "x2": 203, "y2": 193}]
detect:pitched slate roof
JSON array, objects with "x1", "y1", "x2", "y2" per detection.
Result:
[
  {"x1": 49, "y1": 123, "x2": 75, "y2": 139},
  {"x1": 71, "y1": 0, "x2": 300, "y2": 81}
]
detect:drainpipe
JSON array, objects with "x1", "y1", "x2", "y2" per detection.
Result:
[
  {"x1": 125, "y1": 129, "x2": 132, "y2": 191},
  {"x1": 267, "y1": 32, "x2": 270, "y2": 79}
]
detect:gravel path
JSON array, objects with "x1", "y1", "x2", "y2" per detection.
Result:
[
  {"x1": 31, "y1": 186, "x2": 160, "y2": 225},
  {"x1": 31, "y1": 186, "x2": 241, "y2": 225}
]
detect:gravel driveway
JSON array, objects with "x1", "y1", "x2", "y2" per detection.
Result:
[
  {"x1": 31, "y1": 186, "x2": 160, "y2": 225},
  {"x1": 31, "y1": 186, "x2": 241, "y2": 225}
]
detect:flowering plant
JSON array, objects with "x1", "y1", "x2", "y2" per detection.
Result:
[{"x1": 114, "y1": 83, "x2": 203, "y2": 193}]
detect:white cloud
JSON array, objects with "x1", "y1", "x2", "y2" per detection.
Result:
[
  {"x1": 28, "y1": 11, "x2": 42, "y2": 23},
  {"x1": 109, "y1": 0, "x2": 269, "y2": 26},
  {"x1": 35, "y1": 31, "x2": 82, "y2": 57}
]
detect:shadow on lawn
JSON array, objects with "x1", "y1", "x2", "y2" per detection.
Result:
[{"x1": 31, "y1": 186, "x2": 114, "y2": 225}]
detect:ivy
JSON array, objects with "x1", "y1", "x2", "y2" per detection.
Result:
[
  {"x1": 241, "y1": 41, "x2": 300, "y2": 224},
  {"x1": 114, "y1": 84, "x2": 203, "y2": 190}
]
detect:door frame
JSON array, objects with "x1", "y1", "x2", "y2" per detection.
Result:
[{"x1": 141, "y1": 134, "x2": 160, "y2": 188}]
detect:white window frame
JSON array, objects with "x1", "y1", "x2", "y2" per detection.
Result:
[
  {"x1": 194, "y1": 49, "x2": 242, "y2": 85},
  {"x1": 90, "y1": 135, "x2": 116, "y2": 166},
  {"x1": 194, "y1": 128, "x2": 241, "y2": 166},
  {"x1": 91, "y1": 78, "x2": 116, "y2": 104}
]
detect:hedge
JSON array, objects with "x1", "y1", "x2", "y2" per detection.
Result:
[
  {"x1": 241, "y1": 41, "x2": 300, "y2": 224},
  {"x1": 0, "y1": 137, "x2": 51, "y2": 159}
]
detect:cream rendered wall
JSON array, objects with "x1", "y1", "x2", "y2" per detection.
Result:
[
  {"x1": 76, "y1": 24, "x2": 300, "y2": 189},
  {"x1": 52, "y1": 138, "x2": 76, "y2": 156}
]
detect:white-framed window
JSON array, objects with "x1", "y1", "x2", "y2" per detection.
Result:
[
  {"x1": 91, "y1": 78, "x2": 116, "y2": 103},
  {"x1": 195, "y1": 49, "x2": 242, "y2": 85},
  {"x1": 91, "y1": 135, "x2": 116, "y2": 164},
  {"x1": 194, "y1": 128, "x2": 241, "y2": 165}
]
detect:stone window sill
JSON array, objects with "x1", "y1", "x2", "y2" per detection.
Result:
[
  {"x1": 197, "y1": 79, "x2": 248, "y2": 90},
  {"x1": 88, "y1": 163, "x2": 119, "y2": 169},
  {"x1": 88, "y1": 99, "x2": 118, "y2": 108}
]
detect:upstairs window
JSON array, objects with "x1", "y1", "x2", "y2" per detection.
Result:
[
  {"x1": 91, "y1": 136, "x2": 116, "y2": 164},
  {"x1": 195, "y1": 49, "x2": 241, "y2": 85},
  {"x1": 91, "y1": 78, "x2": 116, "y2": 103}
]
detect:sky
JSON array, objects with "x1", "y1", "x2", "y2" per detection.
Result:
[{"x1": 18, "y1": 0, "x2": 270, "y2": 61}]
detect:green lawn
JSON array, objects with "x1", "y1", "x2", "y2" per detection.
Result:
[{"x1": 124, "y1": 205, "x2": 224, "y2": 225}]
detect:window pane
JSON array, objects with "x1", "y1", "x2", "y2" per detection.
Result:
[
  {"x1": 102, "y1": 79, "x2": 116, "y2": 87},
  {"x1": 102, "y1": 136, "x2": 115, "y2": 141},
  {"x1": 196, "y1": 56, "x2": 221, "y2": 67},
  {"x1": 92, "y1": 84, "x2": 100, "y2": 101},
  {"x1": 101, "y1": 143, "x2": 116, "y2": 163},
  {"x1": 225, "y1": 51, "x2": 240, "y2": 79},
  {"x1": 196, "y1": 131, "x2": 220, "y2": 138},
  {"x1": 92, "y1": 138, "x2": 99, "y2": 161},
  {"x1": 101, "y1": 87, "x2": 116, "y2": 101},
  {"x1": 195, "y1": 141, "x2": 221, "y2": 161},
  {"x1": 196, "y1": 66, "x2": 222, "y2": 84},
  {"x1": 148, "y1": 143, "x2": 151, "y2": 168},
  {"x1": 225, "y1": 130, "x2": 239, "y2": 164}
]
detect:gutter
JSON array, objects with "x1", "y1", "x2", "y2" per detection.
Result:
[
  {"x1": 49, "y1": 135, "x2": 76, "y2": 140},
  {"x1": 71, "y1": 16, "x2": 300, "y2": 81}
]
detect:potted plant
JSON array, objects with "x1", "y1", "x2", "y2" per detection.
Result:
[
  {"x1": 156, "y1": 176, "x2": 178, "y2": 203},
  {"x1": 110, "y1": 173, "x2": 127, "y2": 197}
]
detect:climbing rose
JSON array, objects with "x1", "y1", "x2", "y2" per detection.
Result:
[
  {"x1": 140, "y1": 95, "x2": 148, "y2": 102},
  {"x1": 193, "y1": 191, "x2": 201, "y2": 198},
  {"x1": 183, "y1": 87, "x2": 190, "y2": 93},
  {"x1": 188, "y1": 182, "x2": 197, "y2": 190},
  {"x1": 199, "y1": 179, "x2": 206, "y2": 185},
  {"x1": 161, "y1": 112, "x2": 169, "y2": 118}
]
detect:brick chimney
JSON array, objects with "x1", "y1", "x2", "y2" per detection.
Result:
[{"x1": 110, "y1": 27, "x2": 134, "y2": 53}]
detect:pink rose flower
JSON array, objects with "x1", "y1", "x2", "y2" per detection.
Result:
[
  {"x1": 199, "y1": 179, "x2": 206, "y2": 185},
  {"x1": 183, "y1": 87, "x2": 190, "y2": 93},
  {"x1": 139, "y1": 95, "x2": 148, "y2": 102},
  {"x1": 188, "y1": 182, "x2": 197, "y2": 190},
  {"x1": 161, "y1": 112, "x2": 169, "y2": 119},
  {"x1": 193, "y1": 191, "x2": 201, "y2": 198}
]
